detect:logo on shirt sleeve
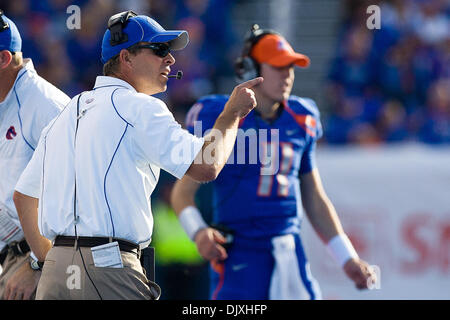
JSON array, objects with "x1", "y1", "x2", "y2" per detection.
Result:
[
  {"x1": 6, "y1": 126, "x2": 17, "y2": 140},
  {"x1": 284, "y1": 106, "x2": 317, "y2": 137}
]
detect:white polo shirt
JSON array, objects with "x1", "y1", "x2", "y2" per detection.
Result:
[
  {"x1": 16, "y1": 76, "x2": 204, "y2": 248},
  {"x1": 0, "y1": 59, "x2": 69, "y2": 250}
]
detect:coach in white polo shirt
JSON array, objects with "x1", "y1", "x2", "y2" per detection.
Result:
[
  {"x1": 0, "y1": 11, "x2": 69, "y2": 300},
  {"x1": 13, "y1": 11, "x2": 262, "y2": 300}
]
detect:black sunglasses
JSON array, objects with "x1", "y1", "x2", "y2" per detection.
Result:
[{"x1": 135, "y1": 43, "x2": 171, "y2": 58}]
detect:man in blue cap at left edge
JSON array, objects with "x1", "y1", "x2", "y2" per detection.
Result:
[{"x1": 0, "y1": 10, "x2": 69, "y2": 300}]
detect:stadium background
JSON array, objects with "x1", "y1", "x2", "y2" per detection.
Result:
[{"x1": 1, "y1": 0, "x2": 448, "y2": 299}]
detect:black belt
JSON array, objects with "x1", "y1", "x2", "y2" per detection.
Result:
[
  {"x1": 0, "y1": 239, "x2": 30, "y2": 265},
  {"x1": 54, "y1": 236, "x2": 140, "y2": 255},
  {"x1": 1, "y1": 239, "x2": 30, "y2": 255}
]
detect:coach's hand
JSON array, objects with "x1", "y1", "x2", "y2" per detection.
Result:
[
  {"x1": 343, "y1": 258, "x2": 377, "y2": 290},
  {"x1": 224, "y1": 77, "x2": 263, "y2": 119},
  {"x1": 4, "y1": 260, "x2": 40, "y2": 300},
  {"x1": 194, "y1": 227, "x2": 228, "y2": 261}
]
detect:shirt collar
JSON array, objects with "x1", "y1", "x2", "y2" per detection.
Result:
[
  {"x1": 12, "y1": 59, "x2": 36, "y2": 88},
  {"x1": 21, "y1": 58, "x2": 36, "y2": 73},
  {"x1": 93, "y1": 76, "x2": 137, "y2": 92}
]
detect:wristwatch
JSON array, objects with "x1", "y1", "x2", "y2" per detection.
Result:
[{"x1": 29, "y1": 256, "x2": 44, "y2": 271}]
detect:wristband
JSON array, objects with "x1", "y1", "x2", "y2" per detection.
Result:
[
  {"x1": 178, "y1": 206, "x2": 208, "y2": 241},
  {"x1": 327, "y1": 234, "x2": 359, "y2": 267}
]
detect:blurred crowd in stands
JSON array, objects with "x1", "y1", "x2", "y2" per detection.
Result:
[
  {"x1": 1, "y1": 0, "x2": 448, "y2": 145},
  {"x1": 326, "y1": 0, "x2": 449, "y2": 144}
]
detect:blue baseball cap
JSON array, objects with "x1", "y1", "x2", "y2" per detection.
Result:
[
  {"x1": 101, "y1": 14, "x2": 189, "y2": 64},
  {"x1": 0, "y1": 12, "x2": 22, "y2": 53}
]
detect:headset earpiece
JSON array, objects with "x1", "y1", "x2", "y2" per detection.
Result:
[
  {"x1": 234, "y1": 24, "x2": 279, "y2": 83},
  {"x1": 108, "y1": 10, "x2": 137, "y2": 46},
  {"x1": 235, "y1": 56, "x2": 259, "y2": 82},
  {"x1": 0, "y1": 10, "x2": 10, "y2": 32}
]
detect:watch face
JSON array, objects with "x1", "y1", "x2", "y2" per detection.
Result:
[{"x1": 30, "y1": 258, "x2": 41, "y2": 271}]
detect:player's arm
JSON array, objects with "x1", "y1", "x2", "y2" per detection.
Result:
[
  {"x1": 171, "y1": 176, "x2": 228, "y2": 261},
  {"x1": 300, "y1": 168, "x2": 345, "y2": 241},
  {"x1": 300, "y1": 168, "x2": 376, "y2": 289},
  {"x1": 185, "y1": 77, "x2": 263, "y2": 182}
]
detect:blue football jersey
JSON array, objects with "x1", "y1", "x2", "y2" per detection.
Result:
[{"x1": 186, "y1": 95, "x2": 323, "y2": 239}]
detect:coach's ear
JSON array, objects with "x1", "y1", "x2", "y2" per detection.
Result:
[
  {"x1": 0, "y1": 50, "x2": 13, "y2": 69},
  {"x1": 118, "y1": 48, "x2": 133, "y2": 70}
]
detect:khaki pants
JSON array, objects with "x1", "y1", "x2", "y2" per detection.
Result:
[
  {"x1": 0, "y1": 249, "x2": 34, "y2": 299},
  {"x1": 36, "y1": 246, "x2": 161, "y2": 300}
]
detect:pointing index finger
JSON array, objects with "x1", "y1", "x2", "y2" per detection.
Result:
[{"x1": 237, "y1": 77, "x2": 264, "y2": 89}]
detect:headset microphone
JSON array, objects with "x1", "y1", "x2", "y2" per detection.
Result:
[{"x1": 168, "y1": 70, "x2": 183, "y2": 79}]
